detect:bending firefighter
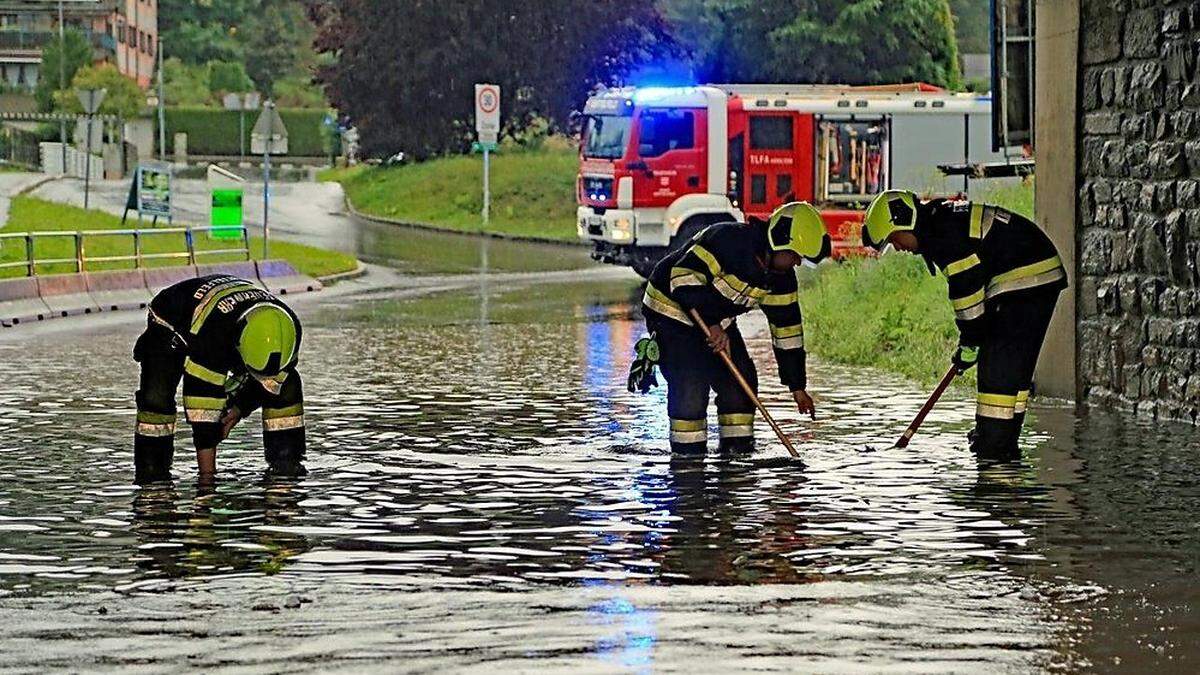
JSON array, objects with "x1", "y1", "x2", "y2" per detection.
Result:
[
  {"x1": 133, "y1": 275, "x2": 307, "y2": 482},
  {"x1": 863, "y1": 190, "x2": 1067, "y2": 458},
  {"x1": 635, "y1": 202, "x2": 830, "y2": 454}
]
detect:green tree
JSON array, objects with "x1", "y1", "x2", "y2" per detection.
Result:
[
  {"x1": 312, "y1": 0, "x2": 679, "y2": 159},
  {"x1": 662, "y1": 0, "x2": 961, "y2": 89},
  {"x1": 242, "y1": 0, "x2": 313, "y2": 96},
  {"x1": 34, "y1": 29, "x2": 91, "y2": 111},
  {"x1": 208, "y1": 60, "x2": 255, "y2": 94},
  {"x1": 164, "y1": 58, "x2": 212, "y2": 106},
  {"x1": 158, "y1": 0, "x2": 254, "y2": 64},
  {"x1": 948, "y1": 0, "x2": 989, "y2": 54},
  {"x1": 56, "y1": 64, "x2": 145, "y2": 118}
]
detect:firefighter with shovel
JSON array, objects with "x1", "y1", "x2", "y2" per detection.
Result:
[
  {"x1": 862, "y1": 190, "x2": 1066, "y2": 458},
  {"x1": 629, "y1": 202, "x2": 830, "y2": 456}
]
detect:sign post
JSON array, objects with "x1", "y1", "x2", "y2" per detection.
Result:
[
  {"x1": 77, "y1": 87, "x2": 106, "y2": 209},
  {"x1": 474, "y1": 84, "x2": 500, "y2": 229},
  {"x1": 251, "y1": 101, "x2": 288, "y2": 259}
]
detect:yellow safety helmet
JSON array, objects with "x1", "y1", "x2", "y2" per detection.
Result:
[
  {"x1": 237, "y1": 304, "x2": 297, "y2": 377},
  {"x1": 862, "y1": 189, "x2": 919, "y2": 251},
  {"x1": 767, "y1": 201, "x2": 831, "y2": 262}
]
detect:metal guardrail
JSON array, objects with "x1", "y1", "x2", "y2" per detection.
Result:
[{"x1": 0, "y1": 226, "x2": 251, "y2": 276}]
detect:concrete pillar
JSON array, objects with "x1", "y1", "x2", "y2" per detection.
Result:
[
  {"x1": 1033, "y1": 0, "x2": 1081, "y2": 401},
  {"x1": 174, "y1": 132, "x2": 188, "y2": 166}
]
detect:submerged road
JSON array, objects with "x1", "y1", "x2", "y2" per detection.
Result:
[{"x1": 1, "y1": 193, "x2": 1198, "y2": 671}]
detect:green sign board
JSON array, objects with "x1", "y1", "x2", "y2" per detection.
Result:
[
  {"x1": 210, "y1": 188, "x2": 244, "y2": 240},
  {"x1": 137, "y1": 163, "x2": 172, "y2": 218}
]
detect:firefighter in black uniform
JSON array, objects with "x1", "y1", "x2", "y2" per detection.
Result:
[
  {"x1": 862, "y1": 189, "x2": 1067, "y2": 459},
  {"x1": 637, "y1": 202, "x2": 830, "y2": 454},
  {"x1": 133, "y1": 274, "x2": 307, "y2": 482}
]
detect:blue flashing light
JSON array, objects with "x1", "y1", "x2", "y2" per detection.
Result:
[{"x1": 632, "y1": 86, "x2": 696, "y2": 104}]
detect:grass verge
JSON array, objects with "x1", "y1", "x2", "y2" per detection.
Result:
[
  {"x1": 320, "y1": 139, "x2": 579, "y2": 242},
  {"x1": 0, "y1": 196, "x2": 357, "y2": 279}
]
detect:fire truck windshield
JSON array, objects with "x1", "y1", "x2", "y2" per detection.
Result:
[{"x1": 582, "y1": 115, "x2": 632, "y2": 159}]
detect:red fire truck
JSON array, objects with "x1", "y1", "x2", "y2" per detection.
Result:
[{"x1": 577, "y1": 84, "x2": 1003, "y2": 276}]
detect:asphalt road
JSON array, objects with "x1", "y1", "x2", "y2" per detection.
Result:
[{"x1": 29, "y1": 175, "x2": 358, "y2": 254}]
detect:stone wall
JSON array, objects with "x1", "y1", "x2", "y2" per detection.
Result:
[{"x1": 1076, "y1": 0, "x2": 1200, "y2": 421}]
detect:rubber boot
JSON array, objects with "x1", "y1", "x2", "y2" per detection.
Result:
[
  {"x1": 264, "y1": 435, "x2": 307, "y2": 477},
  {"x1": 134, "y1": 444, "x2": 175, "y2": 484},
  {"x1": 717, "y1": 437, "x2": 755, "y2": 456}
]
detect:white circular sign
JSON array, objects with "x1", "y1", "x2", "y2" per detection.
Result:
[{"x1": 478, "y1": 86, "x2": 499, "y2": 114}]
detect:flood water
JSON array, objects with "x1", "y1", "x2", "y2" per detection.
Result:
[{"x1": 1, "y1": 233, "x2": 1199, "y2": 671}]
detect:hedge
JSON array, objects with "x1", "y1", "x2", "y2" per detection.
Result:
[{"x1": 157, "y1": 107, "x2": 328, "y2": 157}]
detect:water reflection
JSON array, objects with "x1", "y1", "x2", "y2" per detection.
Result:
[
  {"x1": 130, "y1": 481, "x2": 310, "y2": 583},
  {"x1": 2, "y1": 270, "x2": 1200, "y2": 668}
]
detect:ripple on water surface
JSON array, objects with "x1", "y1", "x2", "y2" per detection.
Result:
[{"x1": 0, "y1": 283, "x2": 1198, "y2": 670}]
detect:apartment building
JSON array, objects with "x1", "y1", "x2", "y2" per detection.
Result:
[{"x1": 0, "y1": 0, "x2": 157, "y2": 92}]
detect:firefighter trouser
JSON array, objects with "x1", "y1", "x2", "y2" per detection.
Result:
[
  {"x1": 972, "y1": 288, "x2": 1061, "y2": 459},
  {"x1": 652, "y1": 317, "x2": 757, "y2": 455},
  {"x1": 133, "y1": 322, "x2": 306, "y2": 482}
]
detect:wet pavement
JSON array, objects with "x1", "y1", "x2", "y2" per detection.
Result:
[{"x1": 1, "y1": 226, "x2": 1199, "y2": 671}]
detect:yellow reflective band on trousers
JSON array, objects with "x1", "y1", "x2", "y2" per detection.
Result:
[
  {"x1": 945, "y1": 254, "x2": 981, "y2": 276},
  {"x1": 184, "y1": 358, "x2": 226, "y2": 386},
  {"x1": 977, "y1": 392, "x2": 1017, "y2": 420},
  {"x1": 263, "y1": 404, "x2": 304, "y2": 431},
  {"x1": 643, "y1": 283, "x2": 692, "y2": 326},
  {"x1": 135, "y1": 411, "x2": 176, "y2": 437},
  {"x1": 987, "y1": 256, "x2": 1065, "y2": 298},
  {"x1": 718, "y1": 413, "x2": 754, "y2": 438},
  {"x1": 669, "y1": 418, "x2": 706, "y2": 444},
  {"x1": 1014, "y1": 390, "x2": 1030, "y2": 414},
  {"x1": 183, "y1": 395, "x2": 225, "y2": 423}
]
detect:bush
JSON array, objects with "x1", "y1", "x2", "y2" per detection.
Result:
[
  {"x1": 802, "y1": 254, "x2": 970, "y2": 385},
  {"x1": 208, "y1": 61, "x2": 255, "y2": 95},
  {"x1": 158, "y1": 106, "x2": 328, "y2": 156}
]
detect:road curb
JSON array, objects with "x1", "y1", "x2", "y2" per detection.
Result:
[
  {"x1": 16, "y1": 174, "x2": 63, "y2": 197},
  {"x1": 317, "y1": 261, "x2": 368, "y2": 285},
  {"x1": 339, "y1": 191, "x2": 586, "y2": 248}
]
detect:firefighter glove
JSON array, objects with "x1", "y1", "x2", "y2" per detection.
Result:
[
  {"x1": 627, "y1": 335, "x2": 661, "y2": 394},
  {"x1": 952, "y1": 344, "x2": 979, "y2": 374}
]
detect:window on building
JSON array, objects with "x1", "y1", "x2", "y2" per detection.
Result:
[
  {"x1": 636, "y1": 110, "x2": 695, "y2": 158},
  {"x1": 749, "y1": 116, "x2": 793, "y2": 150},
  {"x1": 117, "y1": 22, "x2": 125, "y2": 43}
]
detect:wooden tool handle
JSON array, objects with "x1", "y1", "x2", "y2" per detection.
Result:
[
  {"x1": 689, "y1": 310, "x2": 800, "y2": 458},
  {"x1": 895, "y1": 365, "x2": 958, "y2": 449}
]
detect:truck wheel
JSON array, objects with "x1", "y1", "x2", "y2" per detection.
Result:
[
  {"x1": 630, "y1": 249, "x2": 665, "y2": 279},
  {"x1": 669, "y1": 215, "x2": 724, "y2": 251}
]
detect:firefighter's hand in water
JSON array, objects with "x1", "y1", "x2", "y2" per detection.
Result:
[
  {"x1": 220, "y1": 406, "x2": 242, "y2": 441},
  {"x1": 793, "y1": 390, "x2": 816, "y2": 420},
  {"x1": 705, "y1": 324, "x2": 730, "y2": 354}
]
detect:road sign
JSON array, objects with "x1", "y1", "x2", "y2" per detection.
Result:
[
  {"x1": 475, "y1": 83, "x2": 500, "y2": 144},
  {"x1": 76, "y1": 88, "x2": 106, "y2": 115},
  {"x1": 251, "y1": 103, "x2": 288, "y2": 155}
]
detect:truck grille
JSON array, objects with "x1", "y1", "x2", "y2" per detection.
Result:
[{"x1": 583, "y1": 177, "x2": 614, "y2": 202}]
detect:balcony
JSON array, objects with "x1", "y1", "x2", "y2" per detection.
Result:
[{"x1": 0, "y1": 30, "x2": 55, "y2": 53}]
